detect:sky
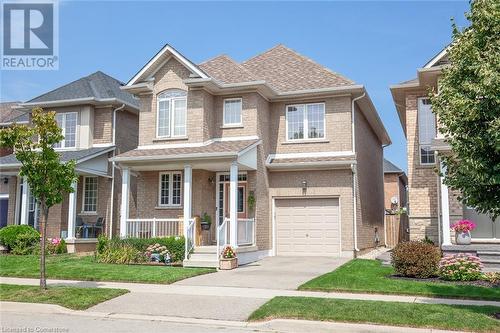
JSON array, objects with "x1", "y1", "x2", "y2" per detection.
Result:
[{"x1": 0, "y1": 0, "x2": 471, "y2": 172}]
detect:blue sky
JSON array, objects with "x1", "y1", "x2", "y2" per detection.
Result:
[{"x1": 0, "y1": 1, "x2": 470, "y2": 171}]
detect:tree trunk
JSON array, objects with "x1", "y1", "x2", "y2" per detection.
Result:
[{"x1": 39, "y1": 201, "x2": 49, "y2": 290}]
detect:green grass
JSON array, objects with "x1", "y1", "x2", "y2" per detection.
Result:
[
  {"x1": 299, "y1": 259, "x2": 500, "y2": 301},
  {"x1": 0, "y1": 284, "x2": 128, "y2": 310},
  {"x1": 249, "y1": 296, "x2": 500, "y2": 332},
  {"x1": 0, "y1": 254, "x2": 214, "y2": 284}
]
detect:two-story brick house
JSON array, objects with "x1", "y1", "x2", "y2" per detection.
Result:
[
  {"x1": 114, "y1": 44, "x2": 390, "y2": 266},
  {"x1": 390, "y1": 48, "x2": 500, "y2": 248},
  {"x1": 0, "y1": 71, "x2": 139, "y2": 252}
]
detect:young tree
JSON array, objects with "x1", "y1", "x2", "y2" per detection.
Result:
[
  {"x1": 430, "y1": 0, "x2": 500, "y2": 219},
  {"x1": 0, "y1": 108, "x2": 77, "y2": 289}
]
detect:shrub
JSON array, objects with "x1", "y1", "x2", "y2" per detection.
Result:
[
  {"x1": 481, "y1": 272, "x2": 500, "y2": 284},
  {"x1": 11, "y1": 232, "x2": 40, "y2": 255},
  {"x1": 0, "y1": 225, "x2": 40, "y2": 250},
  {"x1": 46, "y1": 238, "x2": 67, "y2": 254},
  {"x1": 97, "y1": 243, "x2": 147, "y2": 264},
  {"x1": 391, "y1": 241, "x2": 442, "y2": 278},
  {"x1": 121, "y1": 236, "x2": 185, "y2": 262},
  {"x1": 439, "y1": 253, "x2": 483, "y2": 281},
  {"x1": 96, "y1": 234, "x2": 108, "y2": 254}
]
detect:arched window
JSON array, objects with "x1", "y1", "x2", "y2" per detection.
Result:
[{"x1": 157, "y1": 89, "x2": 187, "y2": 138}]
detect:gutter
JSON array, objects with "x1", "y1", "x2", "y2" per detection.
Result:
[
  {"x1": 351, "y1": 92, "x2": 365, "y2": 254},
  {"x1": 109, "y1": 104, "x2": 126, "y2": 239}
]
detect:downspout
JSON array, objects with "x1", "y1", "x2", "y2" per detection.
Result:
[
  {"x1": 351, "y1": 92, "x2": 365, "y2": 255},
  {"x1": 109, "y1": 104, "x2": 126, "y2": 239}
]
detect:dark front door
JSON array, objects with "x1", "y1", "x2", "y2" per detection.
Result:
[{"x1": 0, "y1": 198, "x2": 8, "y2": 228}]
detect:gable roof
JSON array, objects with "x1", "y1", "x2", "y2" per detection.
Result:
[
  {"x1": 240, "y1": 44, "x2": 355, "y2": 93},
  {"x1": 199, "y1": 55, "x2": 258, "y2": 84},
  {"x1": 22, "y1": 71, "x2": 139, "y2": 110},
  {"x1": 0, "y1": 101, "x2": 27, "y2": 125},
  {"x1": 127, "y1": 44, "x2": 209, "y2": 86},
  {"x1": 383, "y1": 158, "x2": 404, "y2": 174}
]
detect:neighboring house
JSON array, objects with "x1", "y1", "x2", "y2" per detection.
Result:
[
  {"x1": 0, "y1": 71, "x2": 139, "y2": 252},
  {"x1": 114, "y1": 44, "x2": 391, "y2": 266},
  {"x1": 383, "y1": 158, "x2": 409, "y2": 246},
  {"x1": 390, "y1": 48, "x2": 500, "y2": 247},
  {"x1": 383, "y1": 159, "x2": 407, "y2": 212}
]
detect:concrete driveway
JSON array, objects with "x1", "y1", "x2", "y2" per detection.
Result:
[{"x1": 176, "y1": 256, "x2": 348, "y2": 290}]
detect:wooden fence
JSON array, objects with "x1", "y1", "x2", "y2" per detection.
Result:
[{"x1": 385, "y1": 214, "x2": 409, "y2": 247}]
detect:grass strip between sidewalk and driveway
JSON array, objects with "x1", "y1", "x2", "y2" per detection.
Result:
[
  {"x1": 0, "y1": 284, "x2": 129, "y2": 310},
  {"x1": 249, "y1": 296, "x2": 500, "y2": 333},
  {"x1": 299, "y1": 259, "x2": 500, "y2": 301},
  {"x1": 0, "y1": 254, "x2": 214, "y2": 284}
]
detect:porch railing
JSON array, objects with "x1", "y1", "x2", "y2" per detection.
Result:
[
  {"x1": 217, "y1": 218, "x2": 230, "y2": 260},
  {"x1": 237, "y1": 218, "x2": 255, "y2": 246},
  {"x1": 125, "y1": 218, "x2": 182, "y2": 239},
  {"x1": 185, "y1": 218, "x2": 195, "y2": 260}
]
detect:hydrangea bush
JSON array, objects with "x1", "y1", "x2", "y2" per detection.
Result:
[
  {"x1": 439, "y1": 253, "x2": 482, "y2": 281},
  {"x1": 145, "y1": 243, "x2": 171, "y2": 263}
]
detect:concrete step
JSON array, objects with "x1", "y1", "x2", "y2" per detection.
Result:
[
  {"x1": 481, "y1": 259, "x2": 500, "y2": 270},
  {"x1": 189, "y1": 253, "x2": 218, "y2": 261},
  {"x1": 183, "y1": 259, "x2": 219, "y2": 268},
  {"x1": 477, "y1": 251, "x2": 500, "y2": 261},
  {"x1": 193, "y1": 246, "x2": 218, "y2": 254}
]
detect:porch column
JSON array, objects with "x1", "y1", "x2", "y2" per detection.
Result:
[
  {"x1": 120, "y1": 167, "x2": 130, "y2": 238},
  {"x1": 229, "y1": 161, "x2": 238, "y2": 248},
  {"x1": 440, "y1": 162, "x2": 451, "y2": 246},
  {"x1": 183, "y1": 164, "x2": 192, "y2": 238},
  {"x1": 20, "y1": 178, "x2": 29, "y2": 225},
  {"x1": 67, "y1": 181, "x2": 77, "y2": 239}
]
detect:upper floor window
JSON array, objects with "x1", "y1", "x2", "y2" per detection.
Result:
[
  {"x1": 54, "y1": 112, "x2": 77, "y2": 148},
  {"x1": 223, "y1": 98, "x2": 242, "y2": 126},
  {"x1": 157, "y1": 90, "x2": 187, "y2": 138},
  {"x1": 158, "y1": 171, "x2": 182, "y2": 207},
  {"x1": 286, "y1": 103, "x2": 325, "y2": 141},
  {"x1": 417, "y1": 98, "x2": 436, "y2": 165}
]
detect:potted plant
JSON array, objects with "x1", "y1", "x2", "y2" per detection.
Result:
[
  {"x1": 219, "y1": 245, "x2": 237, "y2": 270},
  {"x1": 145, "y1": 243, "x2": 171, "y2": 264},
  {"x1": 451, "y1": 219, "x2": 476, "y2": 245},
  {"x1": 201, "y1": 212, "x2": 212, "y2": 231}
]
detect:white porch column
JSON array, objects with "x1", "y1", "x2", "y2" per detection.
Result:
[
  {"x1": 183, "y1": 165, "x2": 192, "y2": 237},
  {"x1": 67, "y1": 181, "x2": 78, "y2": 239},
  {"x1": 440, "y1": 162, "x2": 451, "y2": 246},
  {"x1": 20, "y1": 178, "x2": 29, "y2": 225},
  {"x1": 229, "y1": 161, "x2": 238, "y2": 248},
  {"x1": 120, "y1": 167, "x2": 130, "y2": 238}
]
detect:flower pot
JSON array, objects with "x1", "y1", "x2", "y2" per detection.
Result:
[
  {"x1": 455, "y1": 231, "x2": 472, "y2": 245},
  {"x1": 219, "y1": 257, "x2": 238, "y2": 270},
  {"x1": 201, "y1": 222, "x2": 211, "y2": 231}
]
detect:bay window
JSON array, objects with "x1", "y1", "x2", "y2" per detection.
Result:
[
  {"x1": 286, "y1": 103, "x2": 325, "y2": 141},
  {"x1": 157, "y1": 90, "x2": 187, "y2": 138}
]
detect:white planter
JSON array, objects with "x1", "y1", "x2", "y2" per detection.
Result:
[{"x1": 455, "y1": 231, "x2": 472, "y2": 245}]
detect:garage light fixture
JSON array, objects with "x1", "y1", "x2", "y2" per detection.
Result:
[{"x1": 301, "y1": 180, "x2": 307, "y2": 190}]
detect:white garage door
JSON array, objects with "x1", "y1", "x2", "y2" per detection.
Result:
[{"x1": 275, "y1": 198, "x2": 340, "y2": 256}]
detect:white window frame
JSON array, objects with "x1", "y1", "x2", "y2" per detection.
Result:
[
  {"x1": 285, "y1": 103, "x2": 326, "y2": 141},
  {"x1": 54, "y1": 112, "x2": 78, "y2": 149},
  {"x1": 417, "y1": 97, "x2": 436, "y2": 165},
  {"x1": 158, "y1": 171, "x2": 183, "y2": 207},
  {"x1": 82, "y1": 176, "x2": 98, "y2": 214},
  {"x1": 223, "y1": 98, "x2": 243, "y2": 126},
  {"x1": 156, "y1": 91, "x2": 187, "y2": 139}
]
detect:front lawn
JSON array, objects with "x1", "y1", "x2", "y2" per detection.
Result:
[
  {"x1": 299, "y1": 259, "x2": 500, "y2": 301},
  {"x1": 0, "y1": 283, "x2": 128, "y2": 310},
  {"x1": 249, "y1": 296, "x2": 500, "y2": 333},
  {"x1": 0, "y1": 254, "x2": 214, "y2": 284}
]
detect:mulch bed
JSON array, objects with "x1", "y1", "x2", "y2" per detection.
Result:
[{"x1": 389, "y1": 275, "x2": 499, "y2": 288}]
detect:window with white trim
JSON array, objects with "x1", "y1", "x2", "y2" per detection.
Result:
[
  {"x1": 417, "y1": 98, "x2": 436, "y2": 165},
  {"x1": 82, "y1": 177, "x2": 98, "y2": 213},
  {"x1": 223, "y1": 98, "x2": 242, "y2": 126},
  {"x1": 159, "y1": 172, "x2": 182, "y2": 207},
  {"x1": 286, "y1": 103, "x2": 325, "y2": 141},
  {"x1": 157, "y1": 90, "x2": 187, "y2": 138},
  {"x1": 54, "y1": 112, "x2": 77, "y2": 148}
]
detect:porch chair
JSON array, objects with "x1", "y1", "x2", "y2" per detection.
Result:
[
  {"x1": 75, "y1": 217, "x2": 84, "y2": 238},
  {"x1": 92, "y1": 217, "x2": 105, "y2": 238}
]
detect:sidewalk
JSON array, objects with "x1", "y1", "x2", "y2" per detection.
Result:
[
  {"x1": 0, "y1": 302, "x2": 468, "y2": 333},
  {"x1": 1, "y1": 276, "x2": 499, "y2": 307}
]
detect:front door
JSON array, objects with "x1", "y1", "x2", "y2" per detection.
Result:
[
  {"x1": 0, "y1": 197, "x2": 8, "y2": 228},
  {"x1": 464, "y1": 206, "x2": 500, "y2": 239},
  {"x1": 216, "y1": 173, "x2": 247, "y2": 226}
]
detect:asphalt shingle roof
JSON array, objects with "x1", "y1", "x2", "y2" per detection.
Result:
[
  {"x1": 0, "y1": 101, "x2": 27, "y2": 124},
  {"x1": 383, "y1": 158, "x2": 404, "y2": 174},
  {"x1": 26, "y1": 71, "x2": 139, "y2": 108},
  {"x1": 0, "y1": 146, "x2": 114, "y2": 167},
  {"x1": 199, "y1": 55, "x2": 258, "y2": 84}
]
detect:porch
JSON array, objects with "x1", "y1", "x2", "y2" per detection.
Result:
[{"x1": 114, "y1": 138, "x2": 261, "y2": 267}]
